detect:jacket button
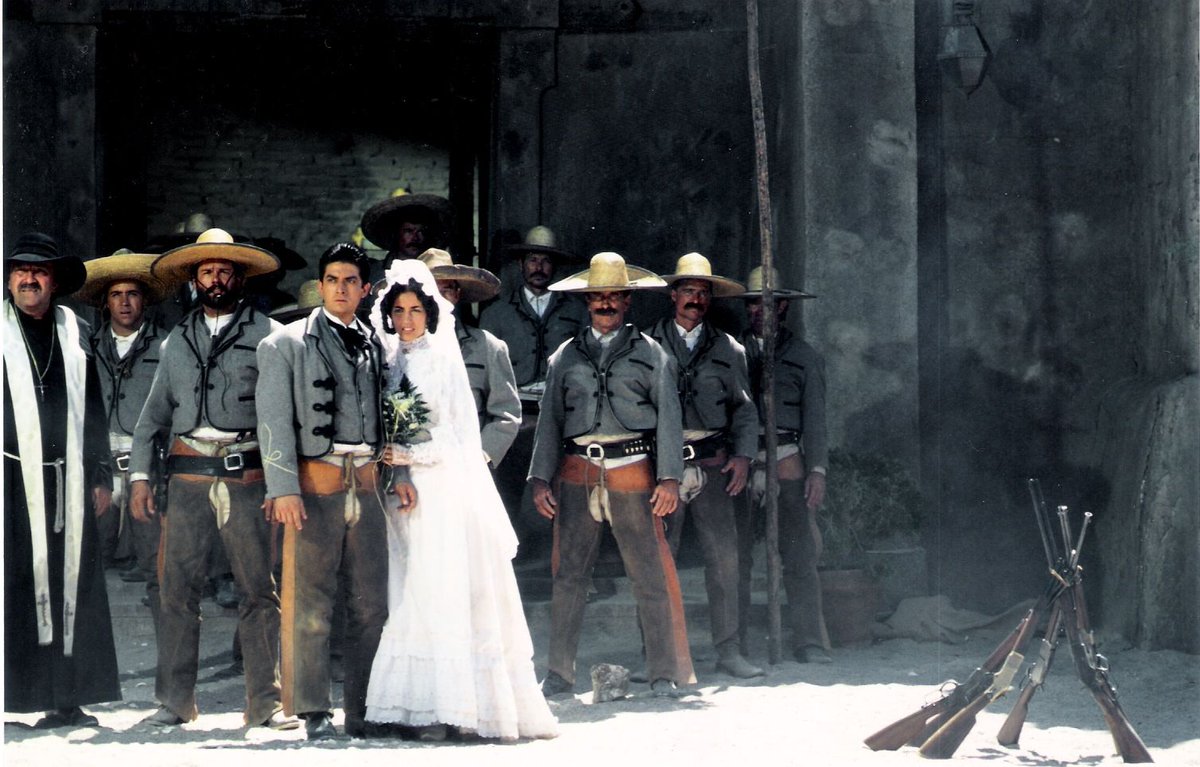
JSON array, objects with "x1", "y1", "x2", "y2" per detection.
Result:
[
  {"x1": 119, "y1": 393, "x2": 126, "y2": 400},
  {"x1": 207, "y1": 384, "x2": 215, "y2": 390}
]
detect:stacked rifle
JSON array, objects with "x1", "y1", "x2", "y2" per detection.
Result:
[{"x1": 864, "y1": 479, "x2": 1153, "y2": 762}]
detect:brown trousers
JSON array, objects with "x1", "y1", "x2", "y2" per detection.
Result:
[
  {"x1": 279, "y1": 479, "x2": 387, "y2": 726},
  {"x1": 548, "y1": 457, "x2": 695, "y2": 686},
  {"x1": 156, "y1": 474, "x2": 281, "y2": 725}
]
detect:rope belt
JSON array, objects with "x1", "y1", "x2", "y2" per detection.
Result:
[
  {"x1": 4, "y1": 452, "x2": 66, "y2": 532},
  {"x1": 299, "y1": 454, "x2": 377, "y2": 527}
]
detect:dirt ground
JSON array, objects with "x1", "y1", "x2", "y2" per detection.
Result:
[{"x1": 4, "y1": 568, "x2": 1198, "y2": 766}]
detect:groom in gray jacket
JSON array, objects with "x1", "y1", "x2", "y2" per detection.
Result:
[{"x1": 256, "y1": 243, "x2": 415, "y2": 741}]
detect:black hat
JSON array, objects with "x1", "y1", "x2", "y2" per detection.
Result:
[
  {"x1": 360, "y1": 191, "x2": 453, "y2": 252},
  {"x1": 6, "y1": 232, "x2": 87, "y2": 295}
]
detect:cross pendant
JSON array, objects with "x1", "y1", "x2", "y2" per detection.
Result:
[
  {"x1": 35, "y1": 382, "x2": 45, "y2": 401},
  {"x1": 38, "y1": 593, "x2": 49, "y2": 625}
]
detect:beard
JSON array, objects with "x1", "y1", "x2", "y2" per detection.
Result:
[{"x1": 198, "y1": 281, "x2": 240, "y2": 310}]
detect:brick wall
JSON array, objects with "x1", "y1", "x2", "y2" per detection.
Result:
[{"x1": 143, "y1": 109, "x2": 449, "y2": 295}]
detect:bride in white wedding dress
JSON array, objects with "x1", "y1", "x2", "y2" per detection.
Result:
[{"x1": 364, "y1": 260, "x2": 558, "y2": 741}]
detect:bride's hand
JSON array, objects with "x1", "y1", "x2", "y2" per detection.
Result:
[{"x1": 383, "y1": 443, "x2": 414, "y2": 466}]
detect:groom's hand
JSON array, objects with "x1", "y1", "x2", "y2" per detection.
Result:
[{"x1": 273, "y1": 494, "x2": 307, "y2": 530}]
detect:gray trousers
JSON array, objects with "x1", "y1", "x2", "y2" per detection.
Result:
[
  {"x1": 549, "y1": 465, "x2": 695, "y2": 686},
  {"x1": 664, "y1": 462, "x2": 741, "y2": 651},
  {"x1": 279, "y1": 490, "x2": 387, "y2": 726},
  {"x1": 736, "y1": 476, "x2": 828, "y2": 651},
  {"x1": 157, "y1": 475, "x2": 281, "y2": 725}
]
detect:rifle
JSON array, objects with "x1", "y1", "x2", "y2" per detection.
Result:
[
  {"x1": 996, "y1": 601, "x2": 1064, "y2": 747},
  {"x1": 1054, "y1": 507, "x2": 1153, "y2": 763},
  {"x1": 997, "y1": 481, "x2": 1076, "y2": 748},
  {"x1": 864, "y1": 577, "x2": 1063, "y2": 752}
]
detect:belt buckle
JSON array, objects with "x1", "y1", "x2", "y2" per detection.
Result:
[
  {"x1": 114, "y1": 454, "x2": 131, "y2": 472},
  {"x1": 222, "y1": 453, "x2": 245, "y2": 472},
  {"x1": 681, "y1": 444, "x2": 696, "y2": 461},
  {"x1": 585, "y1": 443, "x2": 605, "y2": 461}
]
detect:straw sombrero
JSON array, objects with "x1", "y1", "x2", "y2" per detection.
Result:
[
  {"x1": 418, "y1": 248, "x2": 501, "y2": 303},
  {"x1": 151, "y1": 228, "x2": 280, "y2": 285},
  {"x1": 77, "y1": 250, "x2": 171, "y2": 305},
  {"x1": 360, "y1": 190, "x2": 453, "y2": 252},
  {"x1": 502, "y1": 225, "x2": 582, "y2": 264},
  {"x1": 732, "y1": 266, "x2": 816, "y2": 299},
  {"x1": 658, "y1": 252, "x2": 746, "y2": 298},
  {"x1": 270, "y1": 280, "x2": 322, "y2": 323},
  {"x1": 548, "y1": 252, "x2": 666, "y2": 293}
]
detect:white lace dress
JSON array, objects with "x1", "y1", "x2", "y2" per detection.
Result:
[{"x1": 364, "y1": 336, "x2": 558, "y2": 740}]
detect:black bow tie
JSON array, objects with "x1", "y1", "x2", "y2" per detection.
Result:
[{"x1": 332, "y1": 322, "x2": 368, "y2": 356}]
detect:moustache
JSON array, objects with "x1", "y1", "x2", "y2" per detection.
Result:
[
  {"x1": 593, "y1": 308, "x2": 618, "y2": 315},
  {"x1": 19, "y1": 282, "x2": 43, "y2": 290},
  {"x1": 684, "y1": 303, "x2": 704, "y2": 311},
  {"x1": 528, "y1": 271, "x2": 549, "y2": 280}
]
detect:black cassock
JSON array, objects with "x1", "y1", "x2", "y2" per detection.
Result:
[{"x1": 3, "y1": 308, "x2": 120, "y2": 713}]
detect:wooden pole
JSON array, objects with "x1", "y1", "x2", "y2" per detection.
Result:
[{"x1": 745, "y1": 0, "x2": 783, "y2": 665}]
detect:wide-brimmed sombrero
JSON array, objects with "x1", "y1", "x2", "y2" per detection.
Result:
[
  {"x1": 77, "y1": 250, "x2": 171, "y2": 305},
  {"x1": 418, "y1": 248, "x2": 501, "y2": 303},
  {"x1": 270, "y1": 280, "x2": 321, "y2": 323},
  {"x1": 658, "y1": 252, "x2": 746, "y2": 298},
  {"x1": 152, "y1": 228, "x2": 280, "y2": 285},
  {"x1": 732, "y1": 266, "x2": 816, "y2": 299},
  {"x1": 502, "y1": 225, "x2": 582, "y2": 264},
  {"x1": 5, "y1": 232, "x2": 87, "y2": 295},
  {"x1": 548, "y1": 252, "x2": 666, "y2": 293},
  {"x1": 360, "y1": 190, "x2": 453, "y2": 252}
]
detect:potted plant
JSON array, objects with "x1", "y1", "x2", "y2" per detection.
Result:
[{"x1": 817, "y1": 448, "x2": 924, "y2": 643}]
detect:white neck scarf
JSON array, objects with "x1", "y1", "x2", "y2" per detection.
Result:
[{"x1": 2, "y1": 301, "x2": 87, "y2": 655}]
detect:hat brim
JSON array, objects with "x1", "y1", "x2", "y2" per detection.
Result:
[
  {"x1": 152, "y1": 242, "x2": 281, "y2": 286},
  {"x1": 659, "y1": 273, "x2": 746, "y2": 297},
  {"x1": 502, "y1": 243, "x2": 583, "y2": 264},
  {"x1": 732, "y1": 288, "x2": 817, "y2": 299},
  {"x1": 270, "y1": 304, "x2": 312, "y2": 323},
  {"x1": 548, "y1": 265, "x2": 666, "y2": 293},
  {"x1": 77, "y1": 254, "x2": 170, "y2": 305},
  {"x1": 361, "y1": 195, "x2": 453, "y2": 251},
  {"x1": 430, "y1": 265, "x2": 501, "y2": 303},
  {"x1": 6, "y1": 253, "x2": 87, "y2": 296}
]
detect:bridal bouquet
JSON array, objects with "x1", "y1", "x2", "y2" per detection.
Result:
[{"x1": 382, "y1": 374, "x2": 431, "y2": 446}]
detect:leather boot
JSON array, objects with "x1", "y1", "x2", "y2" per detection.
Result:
[{"x1": 716, "y1": 643, "x2": 765, "y2": 678}]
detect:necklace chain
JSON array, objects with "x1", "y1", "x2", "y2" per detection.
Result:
[{"x1": 16, "y1": 314, "x2": 56, "y2": 398}]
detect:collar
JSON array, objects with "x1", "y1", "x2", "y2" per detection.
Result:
[{"x1": 321, "y1": 308, "x2": 367, "y2": 335}]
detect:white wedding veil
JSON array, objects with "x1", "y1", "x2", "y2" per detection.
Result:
[{"x1": 370, "y1": 258, "x2": 459, "y2": 365}]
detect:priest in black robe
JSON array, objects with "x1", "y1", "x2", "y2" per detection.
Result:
[{"x1": 3, "y1": 233, "x2": 121, "y2": 728}]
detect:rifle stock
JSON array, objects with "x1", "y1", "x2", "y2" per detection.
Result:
[
  {"x1": 863, "y1": 608, "x2": 1030, "y2": 751},
  {"x1": 917, "y1": 647, "x2": 1026, "y2": 759},
  {"x1": 997, "y1": 601, "x2": 1065, "y2": 747}
]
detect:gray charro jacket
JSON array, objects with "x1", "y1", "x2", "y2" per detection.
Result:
[
  {"x1": 91, "y1": 320, "x2": 166, "y2": 438},
  {"x1": 457, "y1": 322, "x2": 521, "y2": 467},
  {"x1": 255, "y1": 308, "x2": 387, "y2": 499},
  {"x1": 740, "y1": 326, "x2": 829, "y2": 472},
  {"x1": 129, "y1": 302, "x2": 279, "y2": 476},
  {"x1": 528, "y1": 324, "x2": 684, "y2": 483},
  {"x1": 645, "y1": 318, "x2": 758, "y2": 459},
  {"x1": 478, "y1": 285, "x2": 587, "y2": 387}
]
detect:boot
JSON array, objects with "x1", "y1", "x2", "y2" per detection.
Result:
[{"x1": 716, "y1": 642, "x2": 765, "y2": 678}]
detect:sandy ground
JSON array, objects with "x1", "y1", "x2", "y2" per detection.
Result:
[{"x1": 4, "y1": 568, "x2": 1198, "y2": 767}]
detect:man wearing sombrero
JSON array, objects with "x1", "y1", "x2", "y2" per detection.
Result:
[
  {"x1": 4, "y1": 232, "x2": 121, "y2": 729},
  {"x1": 419, "y1": 247, "x2": 521, "y2": 470},
  {"x1": 360, "y1": 188, "x2": 453, "y2": 270},
  {"x1": 80, "y1": 250, "x2": 172, "y2": 627},
  {"x1": 127, "y1": 228, "x2": 297, "y2": 730},
  {"x1": 645, "y1": 253, "x2": 764, "y2": 679},
  {"x1": 479, "y1": 226, "x2": 587, "y2": 560},
  {"x1": 732, "y1": 267, "x2": 832, "y2": 664},
  {"x1": 528, "y1": 252, "x2": 696, "y2": 697}
]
